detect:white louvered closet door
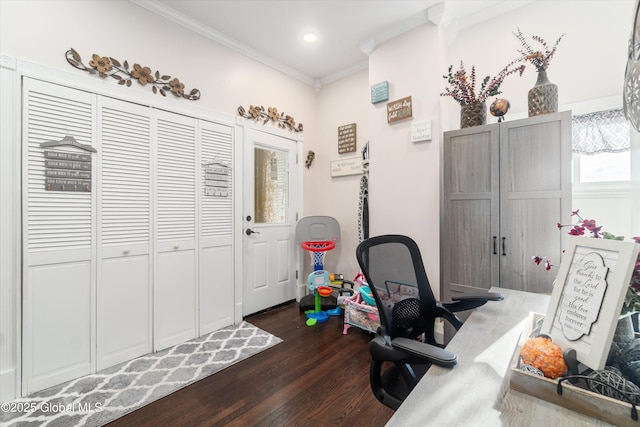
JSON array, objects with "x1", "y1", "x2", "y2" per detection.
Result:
[
  {"x1": 22, "y1": 79, "x2": 95, "y2": 394},
  {"x1": 199, "y1": 121, "x2": 234, "y2": 335},
  {"x1": 97, "y1": 97, "x2": 152, "y2": 370},
  {"x1": 154, "y1": 110, "x2": 198, "y2": 351}
]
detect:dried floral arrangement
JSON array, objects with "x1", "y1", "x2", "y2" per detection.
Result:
[
  {"x1": 513, "y1": 28, "x2": 565, "y2": 72},
  {"x1": 532, "y1": 209, "x2": 640, "y2": 316},
  {"x1": 65, "y1": 48, "x2": 201, "y2": 100},
  {"x1": 440, "y1": 59, "x2": 525, "y2": 106},
  {"x1": 238, "y1": 105, "x2": 303, "y2": 133}
]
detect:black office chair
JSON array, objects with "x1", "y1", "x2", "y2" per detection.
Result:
[{"x1": 355, "y1": 234, "x2": 503, "y2": 410}]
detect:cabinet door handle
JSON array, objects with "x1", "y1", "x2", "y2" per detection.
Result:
[
  {"x1": 492, "y1": 236, "x2": 497, "y2": 255},
  {"x1": 501, "y1": 237, "x2": 506, "y2": 256}
]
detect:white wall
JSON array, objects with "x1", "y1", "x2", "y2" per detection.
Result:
[
  {"x1": 573, "y1": 192, "x2": 632, "y2": 238},
  {"x1": 307, "y1": 69, "x2": 370, "y2": 279},
  {"x1": 368, "y1": 24, "x2": 443, "y2": 291}
]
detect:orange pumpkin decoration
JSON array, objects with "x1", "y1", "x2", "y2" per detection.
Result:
[{"x1": 520, "y1": 336, "x2": 567, "y2": 379}]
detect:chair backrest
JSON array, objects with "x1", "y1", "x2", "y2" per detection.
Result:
[{"x1": 355, "y1": 235, "x2": 438, "y2": 340}]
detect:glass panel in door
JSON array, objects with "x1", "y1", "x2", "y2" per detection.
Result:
[{"x1": 254, "y1": 146, "x2": 288, "y2": 224}]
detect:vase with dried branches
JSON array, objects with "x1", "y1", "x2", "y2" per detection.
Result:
[
  {"x1": 514, "y1": 28, "x2": 565, "y2": 117},
  {"x1": 441, "y1": 59, "x2": 525, "y2": 128}
]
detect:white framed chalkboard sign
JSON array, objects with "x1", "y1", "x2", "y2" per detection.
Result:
[{"x1": 541, "y1": 236, "x2": 640, "y2": 370}]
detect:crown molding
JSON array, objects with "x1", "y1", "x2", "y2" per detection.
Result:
[
  {"x1": 456, "y1": 0, "x2": 533, "y2": 30},
  {"x1": 318, "y1": 60, "x2": 369, "y2": 88},
  {"x1": 129, "y1": 0, "x2": 315, "y2": 86},
  {"x1": 359, "y1": 8, "x2": 431, "y2": 56}
]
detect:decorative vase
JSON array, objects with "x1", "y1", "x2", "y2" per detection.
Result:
[
  {"x1": 460, "y1": 101, "x2": 486, "y2": 128},
  {"x1": 528, "y1": 69, "x2": 558, "y2": 117}
]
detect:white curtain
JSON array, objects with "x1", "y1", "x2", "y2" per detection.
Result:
[{"x1": 572, "y1": 108, "x2": 631, "y2": 155}]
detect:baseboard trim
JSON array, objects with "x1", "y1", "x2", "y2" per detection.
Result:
[{"x1": 0, "y1": 368, "x2": 17, "y2": 403}]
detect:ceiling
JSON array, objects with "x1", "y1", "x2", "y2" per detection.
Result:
[{"x1": 133, "y1": 0, "x2": 532, "y2": 88}]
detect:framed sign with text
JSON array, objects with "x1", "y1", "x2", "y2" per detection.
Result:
[
  {"x1": 330, "y1": 157, "x2": 361, "y2": 177},
  {"x1": 370, "y1": 81, "x2": 389, "y2": 104},
  {"x1": 338, "y1": 123, "x2": 357, "y2": 154},
  {"x1": 387, "y1": 96, "x2": 412, "y2": 124},
  {"x1": 541, "y1": 236, "x2": 640, "y2": 370}
]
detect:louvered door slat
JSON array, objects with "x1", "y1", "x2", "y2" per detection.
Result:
[
  {"x1": 26, "y1": 89, "x2": 93, "y2": 253},
  {"x1": 157, "y1": 118, "x2": 196, "y2": 242},
  {"x1": 101, "y1": 106, "x2": 151, "y2": 246},
  {"x1": 200, "y1": 122, "x2": 233, "y2": 238}
]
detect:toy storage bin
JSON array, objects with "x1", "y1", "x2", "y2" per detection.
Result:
[{"x1": 343, "y1": 292, "x2": 380, "y2": 334}]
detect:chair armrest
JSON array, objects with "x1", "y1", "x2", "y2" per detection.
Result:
[
  {"x1": 391, "y1": 337, "x2": 457, "y2": 367},
  {"x1": 452, "y1": 291, "x2": 503, "y2": 302},
  {"x1": 444, "y1": 291, "x2": 504, "y2": 312}
]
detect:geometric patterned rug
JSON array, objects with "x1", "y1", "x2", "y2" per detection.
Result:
[{"x1": 0, "y1": 321, "x2": 281, "y2": 427}]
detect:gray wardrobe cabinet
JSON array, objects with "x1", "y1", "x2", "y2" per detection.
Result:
[{"x1": 441, "y1": 111, "x2": 572, "y2": 299}]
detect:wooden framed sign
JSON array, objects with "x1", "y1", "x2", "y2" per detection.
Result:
[
  {"x1": 541, "y1": 237, "x2": 640, "y2": 370},
  {"x1": 387, "y1": 96, "x2": 412, "y2": 124},
  {"x1": 338, "y1": 123, "x2": 357, "y2": 154}
]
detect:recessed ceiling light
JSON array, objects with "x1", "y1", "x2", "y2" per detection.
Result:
[{"x1": 303, "y1": 32, "x2": 318, "y2": 43}]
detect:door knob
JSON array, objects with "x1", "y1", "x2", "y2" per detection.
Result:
[{"x1": 246, "y1": 228, "x2": 260, "y2": 235}]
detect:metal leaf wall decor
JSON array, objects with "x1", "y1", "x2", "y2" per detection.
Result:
[
  {"x1": 65, "y1": 48, "x2": 201, "y2": 101},
  {"x1": 238, "y1": 105, "x2": 303, "y2": 133}
]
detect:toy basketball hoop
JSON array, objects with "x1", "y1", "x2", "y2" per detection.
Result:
[{"x1": 302, "y1": 240, "x2": 335, "y2": 271}]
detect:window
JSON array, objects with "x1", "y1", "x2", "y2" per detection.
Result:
[
  {"x1": 577, "y1": 151, "x2": 630, "y2": 183},
  {"x1": 572, "y1": 108, "x2": 631, "y2": 186},
  {"x1": 254, "y1": 146, "x2": 288, "y2": 224}
]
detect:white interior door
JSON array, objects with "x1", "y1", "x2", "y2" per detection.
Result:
[
  {"x1": 242, "y1": 129, "x2": 298, "y2": 315},
  {"x1": 153, "y1": 110, "x2": 198, "y2": 351},
  {"x1": 96, "y1": 97, "x2": 152, "y2": 370},
  {"x1": 198, "y1": 120, "x2": 234, "y2": 334},
  {"x1": 22, "y1": 78, "x2": 95, "y2": 394}
]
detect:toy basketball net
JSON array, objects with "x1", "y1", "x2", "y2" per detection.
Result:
[{"x1": 301, "y1": 240, "x2": 335, "y2": 271}]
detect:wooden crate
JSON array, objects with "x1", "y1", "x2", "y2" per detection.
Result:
[{"x1": 509, "y1": 312, "x2": 640, "y2": 427}]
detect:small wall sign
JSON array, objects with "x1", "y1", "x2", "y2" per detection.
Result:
[
  {"x1": 370, "y1": 81, "x2": 389, "y2": 104},
  {"x1": 330, "y1": 157, "x2": 362, "y2": 177},
  {"x1": 40, "y1": 135, "x2": 96, "y2": 192},
  {"x1": 387, "y1": 96, "x2": 412, "y2": 124},
  {"x1": 337, "y1": 123, "x2": 357, "y2": 154},
  {"x1": 411, "y1": 120, "x2": 432, "y2": 142},
  {"x1": 203, "y1": 160, "x2": 231, "y2": 197}
]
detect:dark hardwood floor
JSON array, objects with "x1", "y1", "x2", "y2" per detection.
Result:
[{"x1": 105, "y1": 301, "x2": 394, "y2": 427}]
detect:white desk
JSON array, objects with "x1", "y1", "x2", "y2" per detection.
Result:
[{"x1": 386, "y1": 288, "x2": 615, "y2": 427}]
